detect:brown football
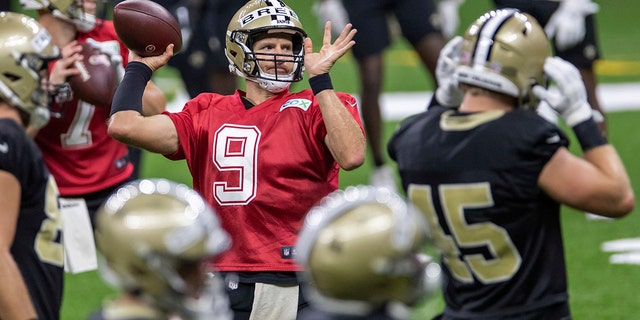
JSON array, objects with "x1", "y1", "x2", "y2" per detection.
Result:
[
  {"x1": 68, "y1": 42, "x2": 120, "y2": 107},
  {"x1": 113, "y1": 0, "x2": 183, "y2": 57}
]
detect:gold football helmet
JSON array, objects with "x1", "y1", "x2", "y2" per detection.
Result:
[
  {"x1": 0, "y1": 12, "x2": 59, "y2": 126},
  {"x1": 225, "y1": 0, "x2": 307, "y2": 93},
  {"x1": 95, "y1": 179, "x2": 232, "y2": 320},
  {"x1": 296, "y1": 185, "x2": 441, "y2": 311},
  {"x1": 455, "y1": 9, "x2": 552, "y2": 109}
]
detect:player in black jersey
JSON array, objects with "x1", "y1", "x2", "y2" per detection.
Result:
[
  {"x1": 0, "y1": 12, "x2": 65, "y2": 320},
  {"x1": 388, "y1": 9, "x2": 634, "y2": 319}
]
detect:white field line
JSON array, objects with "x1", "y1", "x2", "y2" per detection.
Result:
[
  {"x1": 602, "y1": 238, "x2": 640, "y2": 265},
  {"x1": 163, "y1": 81, "x2": 640, "y2": 120}
]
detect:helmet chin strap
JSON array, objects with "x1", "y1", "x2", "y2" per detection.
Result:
[
  {"x1": 229, "y1": 64, "x2": 292, "y2": 93},
  {"x1": 73, "y1": 14, "x2": 96, "y2": 32},
  {"x1": 256, "y1": 78, "x2": 291, "y2": 93}
]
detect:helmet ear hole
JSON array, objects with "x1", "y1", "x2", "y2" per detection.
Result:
[{"x1": 3, "y1": 72, "x2": 20, "y2": 81}]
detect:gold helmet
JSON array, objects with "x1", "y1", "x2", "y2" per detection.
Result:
[
  {"x1": 95, "y1": 179, "x2": 232, "y2": 319},
  {"x1": 0, "y1": 12, "x2": 60, "y2": 126},
  {"x1": 455, "y1": 9, "x2": 552, "y2": 109},
  {"x1": 296, "y1": 185, "x2": 441, "y2": 310},
  {"x1": 19, "y1": 0, "x2": 106, "y2": 32},
  {"x1": 225, "y1": 0, "x2": 307, "y2": 93}
]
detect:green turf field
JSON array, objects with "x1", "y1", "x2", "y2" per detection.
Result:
[{"x1": 12, "y1": 0, "x2": 635, "y2": 318}]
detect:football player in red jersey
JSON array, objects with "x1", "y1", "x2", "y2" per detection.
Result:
[
  {"x1": 108, "y1": 1, "x2": 366, "y2": 318},
  {"x1": 0, "y1": 12, "x2": 64, "y2": 320},
  {"x1": 20, "y1": 0, "x2": 166, "y2": 230}
]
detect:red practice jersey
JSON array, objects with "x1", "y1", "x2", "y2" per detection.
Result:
[
  {"x1": 36, "y1": 20, "x2": 133, "y2": 196},
  {"x1": 165, "y1": 89, "x2": 363, "y2": 272}
]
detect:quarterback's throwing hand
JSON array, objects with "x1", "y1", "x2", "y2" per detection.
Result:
[
  {"x1": 533, "y1": 57, "x2": 592, "y2": 126},
  {"x1": 129, "y1": 43, "x2": 175, "y2": 72},
  {"x1": 304, "y1": 22, "x2": 356, "y2": 78}
]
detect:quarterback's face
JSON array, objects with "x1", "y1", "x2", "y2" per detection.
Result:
[{"x1": 252, "y1": 33, "x2": 295, "y2": 77}]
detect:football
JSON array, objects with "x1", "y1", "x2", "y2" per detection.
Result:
[
  {"x1": 113, "y1": 0, "x2": 182, "y2": 57},
  {"x1": 68, "y1": 42, "x2": 120, "y2": 107}
]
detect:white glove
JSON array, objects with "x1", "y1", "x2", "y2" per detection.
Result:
[
  {"x1": 437, "y1": 0, "x2": 463, "y2": 38},
  {"x1": 544, "y1": 0, "x2": 599, "y2": 51},
  {"x1": 435, "y1": 36, "x2": 463, "y2": 107},
  {"x1": 536, "y1": 100, "x2": 559, "y2": 125},
  {"x1": 532, "y1": 57, "x2": 592, "y2": 126},
  {"x1": 312, "y1": 0, "x2": 349, "y2": 39}
]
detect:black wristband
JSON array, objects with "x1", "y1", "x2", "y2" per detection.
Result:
[
  {"x1": 110, "y1": 62, "x2": 152, "y2": 116},
  {"x1": 572, "y1": 118, "x2": 607, "y2": 151},
  {"x1": 309, "y1": 73, "x2": 333, "y2": 95}
]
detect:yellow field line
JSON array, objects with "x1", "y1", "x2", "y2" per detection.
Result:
[{"x1": 596, "y1": 60, "x2": 640, "y2": 76}]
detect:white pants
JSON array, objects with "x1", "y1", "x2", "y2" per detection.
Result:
[{"x1": 249, "y1": 283, "x2": 299, "y2": 320}]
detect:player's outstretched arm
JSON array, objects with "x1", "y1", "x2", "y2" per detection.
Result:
[
  {"x1": 305, "y1": 22, "x2": 365, "y2": 170},
  {"x1": 108, "y1": 44, "x2": 178, "y2": 155}
]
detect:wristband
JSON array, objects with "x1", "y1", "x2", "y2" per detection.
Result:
[
  {"x1": 309, "y1": 73, "x2": 333, "y2": 95},
  {"x1": 110, "y1": 62, "x2": 152, "y2": 116},
  {"x1": 572, "y1": 118, "x2": 607, "y2": 151}
]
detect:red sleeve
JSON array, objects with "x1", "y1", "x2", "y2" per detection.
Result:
[{"x1": 314, "y1": 91, "x2": 364, "y2": 140}]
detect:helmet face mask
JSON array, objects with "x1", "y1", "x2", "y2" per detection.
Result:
[
  {"x1": 225, "y1": 0, "x2": 307, "y2": 93},
  {"x1": 296, "y1": 186, "x2": 441, "y2": 310},
  {"x1": 455, "y1": 9, "x2": 552, "y2": 109},
  {"x1": 0, "y1": 12, "x2": 60, "y2": 125},
  {"x1": 95, "y1": 179, "x2": 232, "y2": 319},
  {"x1": 20, "y1": 0, "x2": 107, "y2": 32}
]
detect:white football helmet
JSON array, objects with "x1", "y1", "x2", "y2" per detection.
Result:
[
  {"x1": 296, "y1": 185, "x2": 441, "y2": 314},
  {"x1": 0, "y1": 12, "x2": 60, "y2": 127},
  {"x1": 95, "y1": 179, "x2": 233, "y2": 320},
  {"x1": 455, "y1": 9, "x2": 552, "y2": 109},
  {"x1": 20, "y1": 0, "x2": 108, "y2": 32},
  {"x1": 225, "y1": 0, "x2": 306, "y2": 93}
]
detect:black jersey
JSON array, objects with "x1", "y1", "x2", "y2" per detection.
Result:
[
  {"x1": 388, "y1": 105, "x2": 570, "y2": 319},
  {"x1": 0, "y1": 119, "x2": 64, "y2": 320}
]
